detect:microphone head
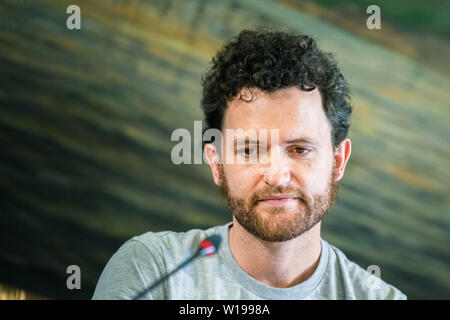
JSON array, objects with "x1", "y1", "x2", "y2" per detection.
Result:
[{"x1": 198, "y1": 235, "x2": 222, "y2": 257}]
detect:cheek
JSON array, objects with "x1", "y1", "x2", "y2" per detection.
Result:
[
  {"x1": 224, "y1": 165, "x2": 258, "y2": 196},
  {"x1": 293, "y1": 157, "x2": 333, "y2": 193}
]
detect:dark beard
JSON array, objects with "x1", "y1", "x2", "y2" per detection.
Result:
[{"x1": 218, "y1": 165, "x2": 339, "y2": 242}]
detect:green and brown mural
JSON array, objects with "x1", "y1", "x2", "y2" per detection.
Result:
[{"x1": 0, "y1": 0, "x2": 449, "y2": 299}]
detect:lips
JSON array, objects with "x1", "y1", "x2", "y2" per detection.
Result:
[{"x1": 260, "y1": 194, "x2": 298, "y2": 201}]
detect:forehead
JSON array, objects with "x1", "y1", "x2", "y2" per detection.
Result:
[{"x1": 223, "y1": 86, "x2": 331, "y2": 144}]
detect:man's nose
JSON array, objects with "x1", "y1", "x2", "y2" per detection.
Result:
[{"x1": 260, "y1": 148, "x2": 292, "y2": 187}]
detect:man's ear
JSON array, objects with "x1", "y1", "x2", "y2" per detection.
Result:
[
  {"x1": 204, "y1": 143, "x2": 222, "y2": 186},
  {"x1": 333, "y1": 138, "x2": 352, "y2": 182}
]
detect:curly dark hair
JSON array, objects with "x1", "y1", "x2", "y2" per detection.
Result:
[{"x1": 201, "y1": 28, "x2": 352, "y2": 150}]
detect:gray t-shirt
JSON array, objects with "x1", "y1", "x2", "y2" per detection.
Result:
[{"x1": 92, "y1": 222, "x2": 407, "y2": 300}]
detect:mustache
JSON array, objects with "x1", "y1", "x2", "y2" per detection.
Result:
[{"x1": 249, "y1": 186, "x2": 307, "y2": 206}]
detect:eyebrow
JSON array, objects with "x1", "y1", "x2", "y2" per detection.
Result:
[
  {"x1": 235, "y1": 137, "x2": 318, "y2": 146},
  {"x1": 285, "y1": 138, "x2": 318, "y2": 145},
  {"x1": 234, "y1": 138, "x2": 258, "y2": 148}
]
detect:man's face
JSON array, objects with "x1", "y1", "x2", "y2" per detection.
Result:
[{"x1": 216, "y1": 86, "x2": 341, "y2": 242}]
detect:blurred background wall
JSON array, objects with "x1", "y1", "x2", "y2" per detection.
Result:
[{"x1": 0, "y1": 0, "x2": 449, "y2": 299}]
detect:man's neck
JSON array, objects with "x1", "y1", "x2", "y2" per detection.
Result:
[{"x1": 228, "y1": 219, "x2": 322, "y2": 288}]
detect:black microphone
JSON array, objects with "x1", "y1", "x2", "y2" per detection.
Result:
[{"x1": 132, "y1": 234, "x2": 222, "y2": 300}]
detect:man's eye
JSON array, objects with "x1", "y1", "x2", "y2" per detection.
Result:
[
  {"x1": 239, "y1": 147, "x2": 257, "y2": 156},
  {"x1": 246, "y1": 147, "x2": 257, "y2": 155},
  {"x1": 293, "y1": 147, "x2": 309, "y2": 155}
]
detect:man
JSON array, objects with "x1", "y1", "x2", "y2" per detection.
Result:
[{"x1": 92, "y1": 29, "x2": 406, "y2": 300}]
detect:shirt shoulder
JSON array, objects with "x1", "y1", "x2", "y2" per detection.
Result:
[
  {"x1": 324, "y1": 242, "x2": 407, "y2": 300},
  {"x1": 92, "y1": 236, "x2": 163, "y2": 299},
  {"x1": 132, "y1": 225, "x2": 221, "y2": 261},
  {"x1": 92, "y1": 224, "x2": 224, "y2": 300}
]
